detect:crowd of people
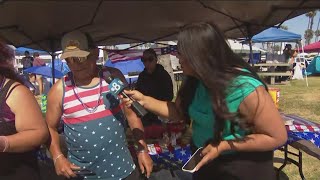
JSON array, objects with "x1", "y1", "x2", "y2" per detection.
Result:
[
  {"x1": 0, "y1": 21, "x2": 287, "y2": 180},
  {"x1": 21, "y1": 50, "x2": 46, "y2": 95}
]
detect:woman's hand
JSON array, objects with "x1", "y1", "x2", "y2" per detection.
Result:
[
  {"x1": 195, "y1": 143, "x2": 223, "y2": 171},
  {"x1": 121, "y1": 90, "x2": 145, "y2": 107}
]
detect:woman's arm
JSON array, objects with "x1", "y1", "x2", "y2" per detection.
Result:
[
  {"x1": 46, "y1": 80, "x2": 65, "y2": 158},
  {"x1": 4, "y1": 81, "x2": 49, "y2": 152},
  {"x1": 123, "y1": 90, "x2": 184, "y2": 122},
  {"x1": 46, "y1": 80, "x2": 80, "y2": 178},
  {"x1": 196, "y1": 86, "x2": 287, "y2": 170}
]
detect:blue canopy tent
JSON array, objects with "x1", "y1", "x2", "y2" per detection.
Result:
[
  {"x1": 24, "y1": 66, "x2": 64, "y2": 78},
  {"x1": 250, "y1": 27, "x2": 309, "y2": 85},
  {"x1": 252, "y1": 27, "x2": 301, "y2": 43},
  {"x1": 250, "y1": 28, "x2": 302, "y2": 64},
  {"x1": 15, "y1": 47, "x2": 49, "y2": 56},
  {"x1": 104, "y1": 59, "x2": 144, "y2": 84},
  {"x1": 47, "y1": 59, "x2": 70, "y2": 75},
  {"x1": 306, "y1": 56, "x2": 320, "y2": 75}
]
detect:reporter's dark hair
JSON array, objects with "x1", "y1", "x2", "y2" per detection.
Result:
[{"x1": 177, "y1": 22, "x2": 267, "y2": 145}]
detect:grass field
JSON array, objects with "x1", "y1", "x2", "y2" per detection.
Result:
[{"x1": 271, "y1": 76, "x2": 320, "y2": 180}]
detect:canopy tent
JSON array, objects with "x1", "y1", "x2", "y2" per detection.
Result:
[
  {"x1": 104, "y1": 59, "x2": 144, "y2": 83},
  {"x1": 0, "y1": 1, "x2": 319, "y2": 53},
  {"x1": 252, "y1": 27, "x2": 302, "y2": 43},
  {"x1": 24, "y1": 66, "x2": 65, "y2": 78},
  {"x1": 227, "y1": 39, "x2": 266, "y2": 53},
  {"x1": 250, "y1": 27, "x2": 302, "y2": 63},
  {"x1": 15, "y1": 47, "x2": 49, "y2": 56},
  {"x1": 306, "y1": 56, "x2": 320, "y2": 75},
  {"x1": 1, "y1": 0, "x2": 319, "y2": 80},
  {"x1": 47, "y1": 59, "x2": 70, "y2": 75},
  {"x1": 105, "y1": 46, "x2": 177, "y2": 63},
  {"x1": 299, "y1": 41, "x2": 320, "y2": 53}
]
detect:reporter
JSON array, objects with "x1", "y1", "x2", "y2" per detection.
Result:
[{"x1": 121, "y1": 22, "x2": 287, "y2": 180}]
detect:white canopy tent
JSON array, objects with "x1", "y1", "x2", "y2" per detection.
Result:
[{"x1": 227, "y1": 39, "x2": 266, "y2": 53}]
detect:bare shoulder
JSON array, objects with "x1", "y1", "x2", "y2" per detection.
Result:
[
  {"x1": 6, "y1": 81, "x2": 33, "y2": 100},
  {"x1": 5, "y1": 80, "x2": 38, "y2": 111},
  {"x1": 47, "y1": 79, "x2": 64, "y2": 103}
]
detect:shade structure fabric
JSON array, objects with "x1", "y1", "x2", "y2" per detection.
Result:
[
  {"x1": 0, "y1": 1, "x2": 319, "y2": 52},
  {"x1": 47, "y1": 59, "x2": 70, "y2": 75},
  {"x1": 15, "y1": 47, "x2": 49, "y2": 56},
  {"x1": 300, "y1": 41, "x2": 320, "y2": 53},
  {"x1": 252, "y1": 27, "x2": 301, "y2": 43},
  {"x1": 24, "y1": 66, "x2": 65, "y2": 78},
  {"x1": 105, "y1": 45, "x2": 177, "y2": 63},
  {"x1": 104, "y1": 58, "x2": 144, "y2": 83},
  {"x1": 306, "y1": 56, "x2": 320, "y2": 75}
]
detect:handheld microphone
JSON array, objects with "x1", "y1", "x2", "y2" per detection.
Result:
[{"x1": 104, "y1": 71, "x2": 148, "y2": 118}]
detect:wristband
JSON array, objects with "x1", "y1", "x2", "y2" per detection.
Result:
[
  {"x1": 53, "y1": 154, "x2": 64, "y2": 164},
  {"x1": 0, "y1": 136, "x2": 9, "y2": 152},
  {"x1": 137, "y1": 149, "x2": 148, "y2": 154}
]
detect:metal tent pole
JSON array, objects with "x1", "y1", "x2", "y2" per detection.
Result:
[
  {"x1": 50, "y1": 39, "x2": 56, "y2": 85},
  {"x1": 300, "y1": 40, "x2": 308, "y2": 87}
]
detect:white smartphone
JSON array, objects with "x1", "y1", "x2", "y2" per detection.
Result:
[{"x1": 182, "y1": 147, "x2": 203, "y2": 173}]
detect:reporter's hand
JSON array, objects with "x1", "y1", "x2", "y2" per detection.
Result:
[
  {"x1": 54, "y1": 155, "x2": 80, "y2": 179},
  {"x1": 121, "y1": 90, "x2": 145, "y2": 107},
  {"x1": 137, "y1": 152, "x2": 153, "y2": 178},
  {"x1": 195, "y1": 144, "x2": 221, "y2": 172}
]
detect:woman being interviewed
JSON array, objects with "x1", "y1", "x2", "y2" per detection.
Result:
[
  {"x1": 122, "y1": 22, "x2": 287, "y2": 180},
  {"x1": 0, "y1": 42, "x2": 49, "y2": 180}
]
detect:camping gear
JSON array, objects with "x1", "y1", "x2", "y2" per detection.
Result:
[
  {"x1": 306, "y1": 56, "x2": 320, "y2": 75},
  {"x1": 268, "y1": 87, "x2": 280, "y2": 109}
]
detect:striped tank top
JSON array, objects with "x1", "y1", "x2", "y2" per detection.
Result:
[{"x1": 62, "y1": 72, "x2": 135, "y2": 180}]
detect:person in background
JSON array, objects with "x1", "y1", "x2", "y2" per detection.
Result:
[
  {"x1": 136, "y1": 48, "x2": 173, "y2": 137},
  {"x1": 46, "y1": 31, "x2": 152, "y2": 179},
  {"x1": 0, "y1": 41, "x2": 49, "y2": 179},
  {"x1": 289, "y1": 50, "x2": 298, "y2": 77},
  {"x1": 278, "y1": 44, "x2": 293, "y2": 81},
  {"x1": 283, "y1": 44, "x2": 292, "y2": 62},
  {"x1": 121, "y1": 22, "x2": 287, "y2": 180},
  {"x1": 21, "y1": 50, "x2": 34, "y2": 79},
  {"x1": 33, "y1": 52, "x2": 46, "y2": 95}
]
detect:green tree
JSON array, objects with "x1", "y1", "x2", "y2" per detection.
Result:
[
  {"x1": 305, "y1": 11, "x2": 317, "y2": 44},
  {"x1": 315, "y1": 11, "x2": 320, "y2": 42},
  {"x1": 304, "y1": 29, "x2": 314, "y2": 44},
  {"x1": 315, "y1": 30, "x2": 320, "y2": 42}
]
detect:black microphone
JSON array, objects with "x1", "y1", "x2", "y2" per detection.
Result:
[{"x1": 104, "y1": 71, "x2": 148, "y2": 118}]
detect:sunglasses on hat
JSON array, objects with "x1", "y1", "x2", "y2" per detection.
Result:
[{"x1": 65, "y1": 57, "x2": 87, "y2": 63}]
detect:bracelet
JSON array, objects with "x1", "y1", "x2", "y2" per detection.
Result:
[
  {"x1": 137, "y1": 149, "x2": 148, "y2": 154},
  {"x1": 53, "y1": 154, "x2": 64, "y2": 164},
  {"x1": 0, "y1": 136, "x2": 9, "y2": 152}
]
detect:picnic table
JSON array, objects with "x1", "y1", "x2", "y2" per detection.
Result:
[
  {"x1": 277, "y1": 114, "x2": 320, "y2": 180},
  {"x1": 254, "y1": 63, "x2": 291, "y2": 84}
]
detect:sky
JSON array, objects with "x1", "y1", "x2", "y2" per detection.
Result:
[
  {"x1": 281, "y1": 12, "x2": 320, "y2": 44},
  {"x1": 115, "y1": 11, "x2": 320, "y2": 50}
]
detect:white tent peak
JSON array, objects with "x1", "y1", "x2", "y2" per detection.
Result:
[{"x1": 227, "y1": 39, "x2": 266, "y2": 53}]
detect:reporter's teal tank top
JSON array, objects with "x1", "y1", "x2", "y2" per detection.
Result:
[{"x1": 188, "y1": 74, "x2": 264, "y2": 148}]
